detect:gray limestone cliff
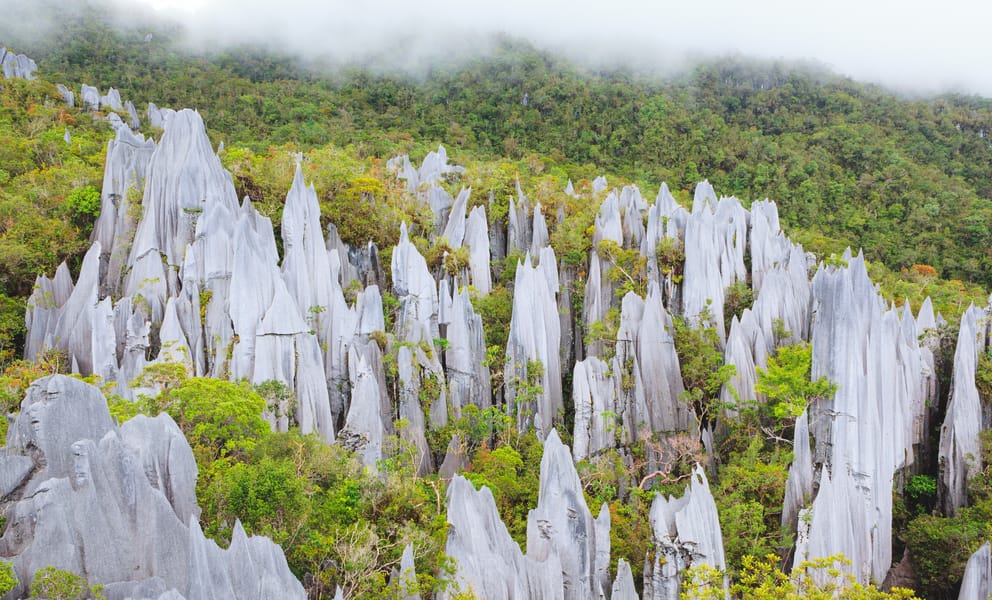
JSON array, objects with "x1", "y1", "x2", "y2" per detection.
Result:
[
  {"x1": 644, "y1": 465, "x2": 727, "y2": 600},
  {"x1": 793, "y1": 251, "x2": 933, "y2": 583},
  {"x1": 938, "y1": 304, "x2": 988, "y2": 514},
  {"x1": 959, "y1": 542, "x2": 992, "y2": 600},
  {"x1": 505, "y1": 250, "x2": 563, "y2": 439},
  {"x1": 0, "y1": 376, "x2": 304, "y2": 599},
  {"x1": 441, "y1": 429, "x2": 611, "y2": 600},
  {"x1": 0, "y1": 48, "x2": 37, "y2": 79}
]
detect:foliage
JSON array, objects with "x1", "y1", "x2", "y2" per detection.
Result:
[
  {"x1": 0, "y1": 561, "x2": 16, "y2": 595},
  {"x1": 713, "y1": 439, "x2": 791, "y2": 574},
  {"x1": 904, "y1": 475, "x2": 937, "y2": 516},
  {"x1": 673, "y1": 313, "x2": 736, "y2": 425},
  {"x1": 596, "y1": 239, "x2": 647, "y2": 299},
  {"x1": 0, "y1": 350, "x2": 69, "y2": 414},
  {"x1": 904, "y1": 505, "x2": 989, "y2": 598},
  {"x1": 723, "y1": 280, "x2": 754, "y2": 332},
  {"x1": 154, "y1": 377, "x2": 268, "y2": 462},
  {"x1": 464, "y1": 432, "x2": 543, "y2": 546},
  {"x1": 0, "y1": 294, "x2": 26, "y2": 366},
  {"x1": 681, "y1": 554, "x2": 919, "y2": 599},
  {"x1": 755, "y1": 342, "x2": 836, "y2": 420},
  {"x1": 29, "y1": 567, "x2": 104, "y2": 600},
  {"x1": 64, "y1": 184, "x2": 101, "y2": 221}
]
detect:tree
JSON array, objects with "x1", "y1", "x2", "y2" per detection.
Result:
[{"x1": 755, "y1": 342, "x2": 836, "y2": 420}]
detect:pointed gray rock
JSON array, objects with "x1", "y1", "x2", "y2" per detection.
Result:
[
  {"x1": 572, "y1": 357, "x2": 616, "y2": 461},
  {"x1": 611, "y1": 559, "x2": 637, "y2": 600},
  {"x1": 526, "y1": 430, "x2": 601, "y2": 599},
  {"x1": 959, "y1": 542, "x2": 992, "y2": 600},
  {"x1": 0, "y1": 48, "x2": 37, "y2": 79},
  {"x1": 938, "y1": 305, "x2": 987, "y2": 514},
  {"x1": 646, "y1": 465, "x2": 726, "y2": 599},
  {"x1": 0, "y1": 376, "x2": 304, "y2": 598},
  {"x1": 505, "y1": 251, "x2": 562, "y2": 438},
  {"x1": 440, "y1": 475, "x2": 563, "y2": 600}
]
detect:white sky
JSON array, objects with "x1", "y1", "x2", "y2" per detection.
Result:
[{"x1": 126, "y1": 0, "x2": 992, "y2": 96}]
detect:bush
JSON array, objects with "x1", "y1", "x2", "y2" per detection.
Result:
[
  {"x1": 65, "y1": 185, "x2": 101, "y2": 221},
  {"x1": 29, "y1": 567, "x2": 104, "y2": 600},
  {"x1": 0, "y1": 560, "x2": 17, "y2": 595},
  {"x1": 904, "y1": 506, "x2": 988, "y2": 598}
]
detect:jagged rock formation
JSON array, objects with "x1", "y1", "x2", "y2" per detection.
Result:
[
  {"x1": 611, "y1": 559, "x2": 637, "y2": 600},
  {"x1": 93, "y1": 124, "x2": 157, "y2": 297},
  {"x1": 959, "y1": 542, "x2": 992, "y2": 600},
  {"x1": 791, "y1": 251, "x2": 935, "y2": 583},
  {"x1": 441, "y1": 475, "x2": 564, "y2": 599},
  {"x1": 505, "y1": 249, "x2": 563, "y2": 438},
  {"x1": 526, "y1": 430, "x2": 605, "y2": 599},
  {"x1": 56, "y1": 83, "x2": 75, "y2": 106},
  {"x1": 388, "y1": 145, "x2": 465, "y2": 192},
  {"x1": 443, "y1": 286, "x2": 491, "y2": 416},
  {"x1": 19, "y1": 83, "x2": 979, "y2": 596},
  {"x1": 0, "y1": 48, "x2": 36, "y2": 79},
  {"x1": 389, "y1": 544, "x2": 422, "y2": 600},
  {"x1": 0, "y1": 376, "x2": 304, "y2": 599},
  {"x1": 938, "y1": 304, "x2": 989, "y2": 514},
  {"x1": 644, "y1": 465, "x2": 727, "y2": 599},
  {"x1": 781, "y1": 410, "x2": 813, "y2": 534},
  {"x1": 442, "y1": 429, "x2": 621, "y2": 599},
  {"x1": 572, "y1": 356, "x2": 617, "y2": 462}
]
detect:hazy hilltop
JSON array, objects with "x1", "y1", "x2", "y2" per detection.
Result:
[{"x1": 4, "y1": 0, "x2": 992, "y2": 288}]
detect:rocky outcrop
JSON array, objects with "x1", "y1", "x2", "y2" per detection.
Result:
[
  {"x1": 442, "y1": 429, "x2": 609, "y2": 600},
  {"x1": 388, "y1": 145, "x2": 465, "y2": 192},
  {"x1": 440, "y1": 475, "x2": 563, "y2": 600},
  {"x1": 526, "y1": 430, "x2": 604, "y2": 599},
  {"x1": 938, "y1": 304, "x2": 988, "y2": 514},
  {"x1": 959, "y1": 542, "x2": 992, "y2": 600},
  {"x1": 0, "y1": 47, "x2": 37, "y2": 79},
  {"x1": 572, "y1": 357, "x2": 616, "y2": 462},
  {"x1": 505, "y1": 249, "x2": 563, "y2": 439},
  {"x1": 682, "y1": 184, "x2": 747, "y2": 343},
  {"x1": 0, "y1": 376, "x2": 304, "y2": 599},
  {"x1": 443, "y1": 286, "x2": 491, "y2": 417},
  {"x1": 794, "y1": 251, "x2": 933, "y2": 583},
  {"x1": 389, "y1": 544, "x2": 422, "y2": 600},
  {"x1": 644, "y1": 465, "x2": 726, "y2": 600},
  {"x1": 93, "y1": 124, "x2": 157, "y2": 296}
]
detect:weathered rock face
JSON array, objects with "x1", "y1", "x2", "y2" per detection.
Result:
[
  {"x1": 389, "y1": 543, "x2": 422, "y2": 600},
  {"x1": 505, "y1": 249, "x2": 563, "y2": 439},
  {"x1": 644, "y1": 465, "x2": 726, "y2": 600},
  {"x1": 682, "y1": 186, "x2": 747, "y2": 344},
  {"x1": 0, "y1": 376, "x2": 304, "y2": 599},
  {"x1": 526, "y1": 430, "x2": 603, "y2": 599},
  {"x1": 0, "y1": 47, "x2": 37, "y2": 79},
  {"x1": 442, "y1": 430, "x2": 611, "y2": 600},
  {"x1": 959, "y1": 542, "x2": 992, "y2": 600},
  {"x1": 938, "y1": 304, "x2": 988, "y2": 514},
  {"x1": 572, "y1": 357, "x2": 616, "y2": 462},
  {"x1": 440, "y1": 475, "x2": 564, "y2": 600},
  {"x1": 444, "y1": 286, "x2": 491, "y2": 417},
  {"x1": 388, "y1": 145, "x2": 465, "y2": 193},
  {"x1": 793, "y1": 251, "x2": 933, "y2": 583},
  {"x1": 611, "y1": 559, "x2": 637, "y2": 600},
  {"x1": 93, "y1": 124, "x2": 157, "y2": 297}
]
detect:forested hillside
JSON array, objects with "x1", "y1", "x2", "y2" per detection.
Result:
[
  {"x1": 4, "y1": 1, "x2": 992, "y2": 286},
  {"x1": 2, "y1": 2, "x2": 992, "y2": 600}
]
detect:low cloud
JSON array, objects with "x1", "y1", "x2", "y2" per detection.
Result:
[{"x1": 4, "y1": 0, "x2": 992, "y2": 96}]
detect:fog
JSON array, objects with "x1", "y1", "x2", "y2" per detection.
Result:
[{"x1": 4, "y1": 0, "x2": 992, "y2": 96}]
